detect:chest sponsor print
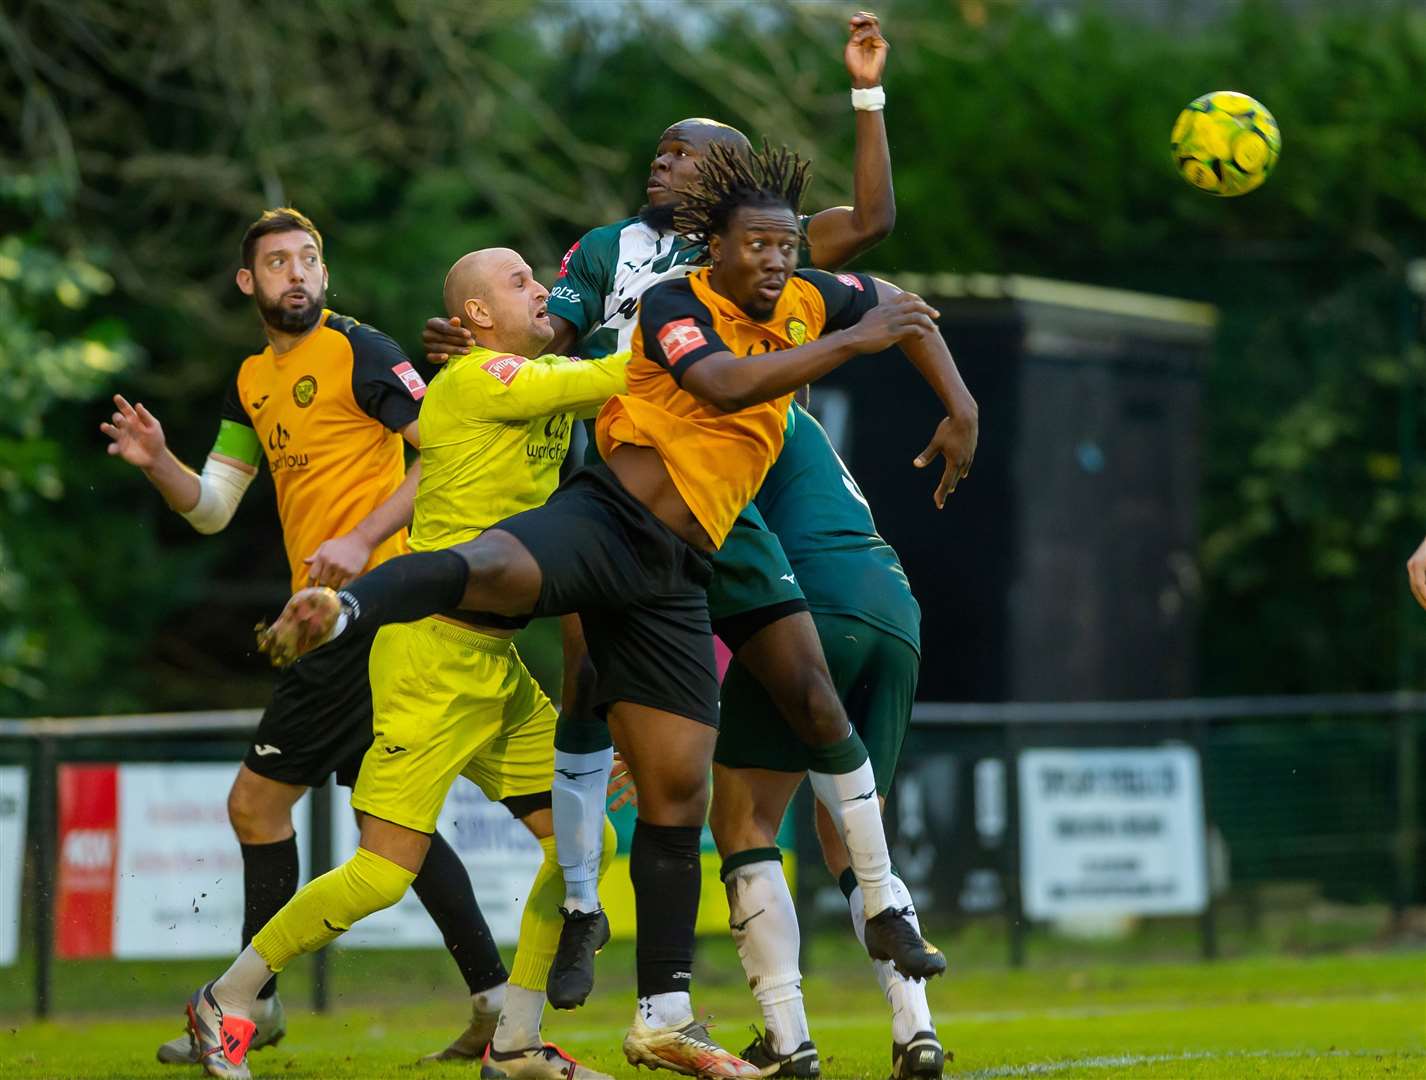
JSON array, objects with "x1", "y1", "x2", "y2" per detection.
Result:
[{"x1": 267, "y1": 422, "x2": 310, "y2": 474}]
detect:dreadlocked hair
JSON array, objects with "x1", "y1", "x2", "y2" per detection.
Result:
[{"x1": 673, "y1": 138, "x2": 812, "y2": 247}]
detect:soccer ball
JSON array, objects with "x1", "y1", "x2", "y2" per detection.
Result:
[{"x1": 1170, "y1": 91, "x2": 1281, "y2": 197}]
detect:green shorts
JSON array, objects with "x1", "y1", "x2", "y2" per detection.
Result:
[
  {"x1": 714, "y1": 611, "x2": 919, "y2": 794},
  {"x1": 707, "y1": 504, "x2": 808, "y2": 648}
]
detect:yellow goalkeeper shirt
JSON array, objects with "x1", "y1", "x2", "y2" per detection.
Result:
[{"x1": 410, "y1": 345, "x2": 629, "y2": 551}]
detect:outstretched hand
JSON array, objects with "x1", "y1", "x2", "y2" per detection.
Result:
[
  {"x1": 256, "y1": 586, "x2": 342, "y2": 667},
  {"x1": 845, "y1": 11, "x2": 889, "y2": 89},
  {"x1": 423, "y1": 315, "x2": 473, "y2": 364},
  {"x1": 100, "y1": 394, "x2": 166, "y2": 469},
  {"x1": 915, "y1": 413, "x2": 978, "y2": 509}
]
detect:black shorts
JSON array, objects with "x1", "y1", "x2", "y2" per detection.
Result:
[
  {"x1": 494, "y1": 464, "x2": 720, "y2": 728},
  {"x1": 243, "y1": 619, "x2": 377, "y2": 788}
]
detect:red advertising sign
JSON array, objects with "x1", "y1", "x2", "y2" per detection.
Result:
[{"x1": 56, "y1": 765, "x2": 119, "y2": 958}]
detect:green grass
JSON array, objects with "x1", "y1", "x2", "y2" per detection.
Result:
[{"x1": 2, "y1": 933, "x2": 1423, "y2": 1079}]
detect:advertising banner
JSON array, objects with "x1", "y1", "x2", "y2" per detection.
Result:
[
  {"x1": 56, "y1": 763, "x2": 311, "y2": 959},
  {"x1": 1018, "y1": 745, "x2": 1207, "y2": 919},
  {"x1": 0, "y1": 766, "x2": 27, "y2": 967}
]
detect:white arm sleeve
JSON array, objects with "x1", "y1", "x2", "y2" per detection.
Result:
[{"x1": 179, "y1": 456, "x2": 256, "y2": 535}]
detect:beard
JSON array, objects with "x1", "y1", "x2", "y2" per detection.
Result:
[
  {"x1": 638, "y1": 203, "x2": 679, "y2": 233},
  {"x1": 256, "y1": 284, "x2": 325, "y2": 335}
]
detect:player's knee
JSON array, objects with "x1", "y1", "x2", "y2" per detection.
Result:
[
  {"x1": 787, "y1": 670, "x2": 850, "y2": 746},
  {"x1": 458, "y1": 532, "x2": 537, "y2": 609},
  {"x1": 227, "y1": 782, "x2": 288, "y2": 843},
  {"x1": 642, "y1": 767, "x2": 710, "y2": 825}
]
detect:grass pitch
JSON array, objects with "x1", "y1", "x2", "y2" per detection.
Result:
[{"x1": 3, "y1": 935, "x2": 1422, "y2": 1079}]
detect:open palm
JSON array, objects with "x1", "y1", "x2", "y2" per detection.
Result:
[{"x1": 100, "y1": 394, "x2": 166, "y2": 469}]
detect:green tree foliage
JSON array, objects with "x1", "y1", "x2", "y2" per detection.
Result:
[
  {"x1": 4, "y1": 0, "x2": 1426, "y2": 711},
  {"x1": 0, "y1": 176, "x2": 143, "y2": 707}
]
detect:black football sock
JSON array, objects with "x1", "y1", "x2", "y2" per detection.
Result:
[
  {"x1": 630, "y1": 820, "x2": 702, "y2": 998},
  {"x1": 339, "y1": 550, "x2": 469, "y2": 630},
  {"x1": 241, "y1": 836, "x2": 299, "y2": 999},
  {"x1": 411, "y1": 828, "x2": 508, "y2": 994}
]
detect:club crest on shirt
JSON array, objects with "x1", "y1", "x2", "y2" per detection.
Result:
[
  {"x1": 292, "y1": 375, "x2": 318, "y2": 407},
  {"x1": 786, "y1": 317, "x2": 808, "y2": 346},
  {"x1": 836, "y1": 273, "x2": 865, "y2": 291}
]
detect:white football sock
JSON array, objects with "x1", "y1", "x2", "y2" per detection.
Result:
[
  {"x1": 638, "y1": 991, "x2": 691, "y2": 1029},
  {"x1": 210, "y1": 945, "x2": 273, "y2": 1016},
  {"x1": 725, "y1": 857, "x2": 810, "y2": 1055},
  {"x1": 473, "y1": 981, "x2": 507, "y2": 1016},
  {"x1": 492, "y1": 983, "x2": 545, "y2": 1052},
  {"x1": 808, "y1": 762, "x2": 893, "y2": 914},
  {"x1": 552, "y1": 747, "x2": 614, "y2": 913},
  {"x1": 848, "y1": 877, "x2": 935, "y2": 1044}
]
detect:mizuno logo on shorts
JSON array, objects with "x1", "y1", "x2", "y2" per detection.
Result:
[
  {"x1": 780, "y1": 573, "x2": 797, "y2": 584},
  {"x1": 555, "y1": 767, "x2": 602, "y2": 780},
  {"x1": 384, "y1": 745, "x2": 407, "y2": 755},
  {"x1": 845, "y1": 789, "x2": 876, "y2": 803},
  {"x1": 253, "y1": 744, "x2": 282, "y2": 756}
]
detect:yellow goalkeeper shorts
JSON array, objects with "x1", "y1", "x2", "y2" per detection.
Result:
[{"x1": 352, "y1": 616, "x2": 556, "y2": 833}]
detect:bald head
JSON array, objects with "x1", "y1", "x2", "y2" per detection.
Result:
[
  {"x1": 443, "y1": 247, "x2": 520, "y2": 319},
  {"x1": 664, "y1": 118, "x2": 752, "y2": 156},
  {"x1": 442, "y1": 247, "x2": 553, "y2": 357}
]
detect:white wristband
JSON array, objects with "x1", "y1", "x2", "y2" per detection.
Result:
[{"x1": 851, "y1": 86, "x2": 886, "y2": 112}]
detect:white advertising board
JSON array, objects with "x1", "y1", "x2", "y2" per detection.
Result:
[
  {"x1": 333, "y1": 779, "x2": 544, "y2": 949},
  {"x1": 1018, "y1": 746, "x2": 1207, "y2": 919},
  {"x1": 112, "y1": 764, "x2": 311, "y2": 958},
  {"x1": 0, "y1": 766, "x2": 27, "y2": 967}
]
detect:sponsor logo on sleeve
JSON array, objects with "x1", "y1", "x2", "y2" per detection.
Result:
[
  {"x1": 656, "y1": 318, "x2": 708, "y2": 364},
  {"x1": 836, "y1": 273, "x2": 865, "y2": 291},
  {"x1": 481, "y1": 353, "x2": 527, "y2": 385},
  {"x1": 558, "y1": 240, "x2": 581, "y2": 277},
  {"x1": 550, "y1": 284, "x2": 581, "y2": 305},
  {"x1": 391, "y1": 361, "x2": 427, "y2": 400}
]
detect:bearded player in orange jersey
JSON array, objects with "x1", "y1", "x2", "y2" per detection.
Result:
[{"x1": 102, "y1": 208, "x2": 527, "y2": 1068}]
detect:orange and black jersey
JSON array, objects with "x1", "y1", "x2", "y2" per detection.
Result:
[
  {"x1": 216, "y1": 310, "x2": 429, "y2": 593},
  {"x1": 594, "y1": 267, "x2": 878, "y2": 547}
]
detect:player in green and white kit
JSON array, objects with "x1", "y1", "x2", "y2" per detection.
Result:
[
  {"x1": 712, "y1": 403, "x2": 944, "y2": 1079},
  {"x1": 422, "y1": 16, "x2": 976, "y2": 1077}
]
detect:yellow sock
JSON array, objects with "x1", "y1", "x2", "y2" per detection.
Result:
[
  {"x1": 509, "y1": 819, "x2": 616, "y2": 991},
  {"x1": 251, "y1": 846, "x2": 416, "y2": 972}
]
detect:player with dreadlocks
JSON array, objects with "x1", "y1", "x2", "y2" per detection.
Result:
[
  {"x1": 652, "y1": 141, "x2": 975, "y2": 1079},
  {"x1": 254, "y1": 139, "x2": 970, "y2": 1077}
]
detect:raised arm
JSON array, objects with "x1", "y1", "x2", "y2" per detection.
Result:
[
  {"x1": 101, "y1": 393, "x2": 258, "y2": 534},
  {"x1": 804, "y1": 12, "x2": 895, "y2": 270}
]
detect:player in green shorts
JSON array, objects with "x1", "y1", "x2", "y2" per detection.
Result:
[
  {"x1": 711, "y1": 402, "x2": 944, "y2": 1079},
  {"x1": 421, "y1": 9, "x2": 961, "y2": 1011}
]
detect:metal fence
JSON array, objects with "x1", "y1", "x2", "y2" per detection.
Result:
[{"x1": 1, "y1": 694, "x2": 1422, "y2": 1018}]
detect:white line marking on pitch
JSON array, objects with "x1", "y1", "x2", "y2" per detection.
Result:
[{"x1": 957, "y1": 1047, "x2": 1406, "y2": 1078}]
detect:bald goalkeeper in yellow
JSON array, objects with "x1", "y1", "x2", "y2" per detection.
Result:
[{"x1": 184, "y1": 249, "x2": 628, "y2": 1080}]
